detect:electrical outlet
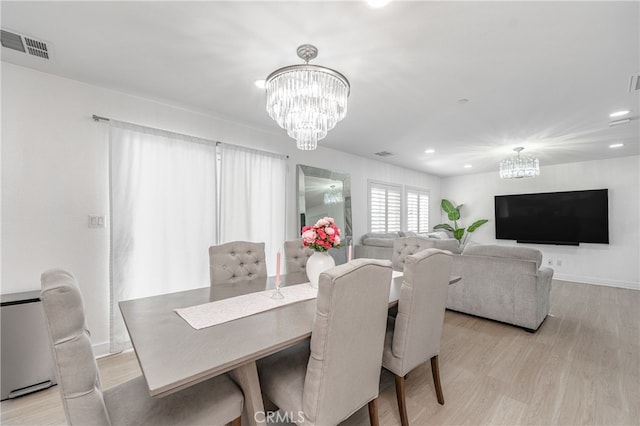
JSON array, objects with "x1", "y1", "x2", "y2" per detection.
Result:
[
  {"x1": 557, "y1": 259, "x2": 562, "y2": 267},
  {"x1": 547, "y1": 259, "x2": 553, "y2": 266},
  {"x1": 88, "y1": 215, "x2": 106, "y2": 228}
]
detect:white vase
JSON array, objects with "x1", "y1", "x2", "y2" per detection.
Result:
[{"x1": 306, "y1": 251, "x2": 336, "y2": 288}]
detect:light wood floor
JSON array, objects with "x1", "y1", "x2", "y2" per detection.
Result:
[{"x1": 2, "y1": 280, "x2": 638, "y2": 426}]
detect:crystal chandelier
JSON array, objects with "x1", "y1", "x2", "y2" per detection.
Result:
[
  {"x1": 324, "y1": 185, "x2": 343, "y2": 205},
  {"x1": 499, "y1": 147, "x2": 540, "y2": 179},
  {"x1": 265, "y1": 44, "x2": 350, "y2": 151}
]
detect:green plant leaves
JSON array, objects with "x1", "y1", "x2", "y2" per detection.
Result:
[
  {"x1": 468, "y1": 219, "x2": 489, "y2": 232},
  {"x1": 441, "y1": 199, "x2": 460, "y2": 221},
  {"x1": 453, "y1": 228, "x2": 465, "y2": 241},
  {"x1": 434, "y1": 223, "x2": 454, "y2": 232}
]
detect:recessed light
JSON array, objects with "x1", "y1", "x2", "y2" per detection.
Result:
[
  {"x1": 609, "y1": 143, "x2": 624, "y2": 148},
  {"x1": 424, "y1": 149, "x2": 435, "y2": 154},
  {"x1": 609, "y1": 110, "x2": 630, "y2": 118},
  {"x1": 367, "y1": 0, "x2": 391, "y2": 8},
  {"x1": 463, "y1": 164, "x2": 473, "y2": 169},
  {"x1": 254, "y1": 79, "x2": 266, "y2": 89}
]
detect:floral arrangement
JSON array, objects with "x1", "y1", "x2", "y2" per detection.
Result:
[{"x1": 301, "y1": 217, "x2": 342, "y2": 252}]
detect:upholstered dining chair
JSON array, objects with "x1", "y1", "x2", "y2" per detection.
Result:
[
  {"x1": 392, "y1": 236, "x2": 454, "y2": 272},
  {"x1": 41, "y1": 269, "x2": 244, "y2": 426},
  {"x1": 283, "y1": 239, "x2": 314, "y2": 273},
  {"x1": 257, "y1": 259, "x2": 393, "y2": 426},
  {"x1": 382, "y1": 249, "x2": 453, "y2": 426},
  {"x1": 209, "y1": 241, "x2": 267, "y2": 286}
]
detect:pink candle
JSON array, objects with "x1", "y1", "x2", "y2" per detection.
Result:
[
  {"x1": 348, "y1": 245, "x2": 352, "y2": 262},
  {"x1": 275, "y1": 250, "x2": 281, "y2": 283}
]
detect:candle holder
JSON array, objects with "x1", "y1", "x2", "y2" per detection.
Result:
[{"x1": 271, "y1": 279, "x2": 284, "y2": 299}]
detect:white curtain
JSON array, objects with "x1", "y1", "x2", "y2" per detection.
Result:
[
  {"x1": 219, "y1": 143, "x2": 287, "y2": 275},
  {"x1": 109, "y1": 121, "x2": 217, "y2": 352}
]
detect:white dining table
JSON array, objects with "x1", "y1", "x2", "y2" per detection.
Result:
[{"x1": 119, "y1": 271, "x2": 458, "y2": 425}]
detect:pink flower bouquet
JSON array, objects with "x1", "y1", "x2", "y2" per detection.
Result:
[{"x1": 301, "y1": 217, "x2": 342, "y2": 252}]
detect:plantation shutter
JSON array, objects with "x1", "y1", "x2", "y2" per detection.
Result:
[
  {"x1": 406, "y1": 188, "x2": 429, "y2": 233},
  {"x1": 369, "y1": 182, "x2": 402, "y2": 232}
]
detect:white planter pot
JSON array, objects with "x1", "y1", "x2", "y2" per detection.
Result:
[{"x1": 306, "y1": 251, "x2": 336, "y2": 288}]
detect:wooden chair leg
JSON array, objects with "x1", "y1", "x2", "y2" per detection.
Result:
[
  {"x1": 430, "y1": 355, "x2": 445, "y2": 405},
  {"x1": 368, "y1": 397, "x2": 380, "y2": 426},
  {"x1": 394, "y1": 374, "x2": 409, "y2": 426},
  {"x1": 231, "y1": 416, "x2": 241, "y2": 426}
]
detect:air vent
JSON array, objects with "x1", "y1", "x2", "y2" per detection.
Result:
[
  {"x1": 1, "y1": 30, "x2": 25, "y2": 52},
  {"x1": 24, "y1": 36, "x2": 49, "y2": 59},
  {"x1": 374, "y1": 151, "x2": 395, "y2": 157},
  {"x1": 629, "y1": 74, "x2": 640, "y2": 92},
  {"x1": 1, "y1": 29, "x2": 51, "y2": 60}
]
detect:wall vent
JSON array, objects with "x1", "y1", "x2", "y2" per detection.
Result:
[
  {"x1": 629, "y1": 74, "x2": 640, "y2": 92},
  {"x1": 374, "y1": 151, "x2": 395, "y2": 157},
  {"x1": 1, "y1": 29, "x2": 51, "y2": 60}
]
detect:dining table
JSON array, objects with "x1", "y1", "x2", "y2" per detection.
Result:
[{"x1": 119, "y1": 271, "x2": 461, "y2": 425}]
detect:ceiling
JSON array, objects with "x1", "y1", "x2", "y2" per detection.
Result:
[{"x1": 2, "y1": 1, "x2": 638, "y2": 177}]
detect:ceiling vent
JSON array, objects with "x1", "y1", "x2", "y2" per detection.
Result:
[
  {"x1": 629, "y1": 74, "x2": 640, "y2": 92},
  {"x1": 374, "y1": 151, "x2": 395, "y2": 157},
  {"x1": 1, "y1": 29, "x2": 51, "y2": 60}
]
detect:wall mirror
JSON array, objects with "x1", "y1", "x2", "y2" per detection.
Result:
[{"x1": 297, "y1": 164, "x2": 352, "y2": 239}]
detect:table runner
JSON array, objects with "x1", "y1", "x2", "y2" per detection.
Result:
[
  {"x1": 175, "y1": 283, "x2": 318, "y2": 330},
  {"x1": 175, "y1": 270, "x2": 404, "y2": 330}
]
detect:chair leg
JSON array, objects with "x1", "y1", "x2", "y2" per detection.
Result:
[
  {"x1": 394, "y1": 374, "x2": 409, "y2": 426},
  {"x1": 430, "y1": 355, "x2": 444, "y2": 405},
  {"x1": 368, "y1": 397, "x2": 380, "y2": 426},
  {"x1": 231, "y1": 416, "x2": 241, "y2": 426}
]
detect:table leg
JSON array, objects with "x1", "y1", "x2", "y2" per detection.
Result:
[{"x1": 229, "y1": 361, "x2": 265, "y2": 426}]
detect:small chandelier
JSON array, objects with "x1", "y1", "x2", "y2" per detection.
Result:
[
  {"x1": 265, "y1": 44, "x2": 350, "y2": 151},
  {"x1": 499, "y1": 147, "x2": 540, "y2": 179},
  {"x1": 324, "y1": 185, "x2": 343, "y2": 205}
]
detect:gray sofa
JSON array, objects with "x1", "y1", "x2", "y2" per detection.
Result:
[
  {"x1": 354, "y1": 231, "x2": 461, "y2": 260},
  {"x1": 448, "y1": 244, "x2": 554, "y2": 331}
]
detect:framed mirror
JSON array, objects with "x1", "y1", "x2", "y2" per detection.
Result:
[{"x1": 297, "y1": 164, "x2": 352, "y2": 238}]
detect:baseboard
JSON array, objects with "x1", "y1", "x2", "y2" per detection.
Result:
[
  {"x1": 93, "y1": 342, "x2": 111, "y2": 358},
  {"x1": 553, "y1": 273, "x2": 639, "y2": 290}
]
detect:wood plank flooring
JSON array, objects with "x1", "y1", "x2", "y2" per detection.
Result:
[{"x1": 2, "y1": 279, "x2": 638, "y2": 425}]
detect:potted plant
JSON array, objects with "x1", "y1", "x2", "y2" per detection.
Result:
[{"x1": 434, "y1": 199, "x2": 488, "y2": 247}]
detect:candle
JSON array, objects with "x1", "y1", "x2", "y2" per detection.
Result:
[
  {"x1": 275, "y1": 250, "x2": 281, "y2": 284},
  {"x1": 348, "y1": 244, "x2": 352, "y2": 262}
]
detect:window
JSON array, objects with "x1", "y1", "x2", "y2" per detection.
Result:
[
  {"x1": 369, "y1": 181, "x2": 402, "y2": 232},
  {"x1": 406, "y1": 188, "x2": 429, "y2": 233}
]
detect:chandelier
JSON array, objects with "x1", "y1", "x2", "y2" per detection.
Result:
[
  {"x1": 324, "y1": 185, "x2": 343, "y2": 205},
  {"x1": 499, "y1": 147, "x2": 540, "y2": 179},
  {"x1": 265, "y1": 44, "x2": 350, "y2": 151}
]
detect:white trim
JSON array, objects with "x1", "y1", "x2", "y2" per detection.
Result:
[
  {"x1": 553, "y1": 275, "x2": 639, "y2": 290},
  {"x1": 92, "y1": 342, "x2": 111, "y2": 358}
]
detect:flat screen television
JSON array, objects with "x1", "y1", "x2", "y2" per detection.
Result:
[{"x1": 494, "y1": 189, "x2": 609, "y2": 245}]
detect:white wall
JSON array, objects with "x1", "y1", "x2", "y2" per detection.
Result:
[
  {"x1": 1, "y1": 62, "x2": 441, "y2": 355},
  {"x1": 442, "y1": 157, "x2": 640, "y2": 289}
]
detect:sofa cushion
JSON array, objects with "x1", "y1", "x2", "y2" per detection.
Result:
[
  {"x1": 462, "y1": 244, "x2": 542, "y2": 270},
  {"x1": 360, "y1": 232, "x2": 401, "y2": 245},
  {"x1": 363, "y1": 237, "x2": 395, "y2": 248}
]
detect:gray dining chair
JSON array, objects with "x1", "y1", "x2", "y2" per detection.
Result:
[
  {"x1": 41, "y1": 269, "x2": 244, "y2": 426},
  {"x1": 257, "y1": 259, "x2": 393, "y2": 426},
  {"x1": 382, "y1": 249, "x2": 453, "y2": 426},
  {"x1": 283, "y1": 239, "x2": 314, "y2": 273},
  {"x1": 209, "y1": 241, "x2": 267, "y2": 286}
]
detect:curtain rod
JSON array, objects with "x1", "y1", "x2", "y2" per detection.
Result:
[{"x1": 91, "y1": 114, "x2": 289, "y2": 159}]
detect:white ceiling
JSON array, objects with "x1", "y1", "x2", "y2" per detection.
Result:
[{"x1": 2, "y1": 1, "x2": 638, "y2": 177}]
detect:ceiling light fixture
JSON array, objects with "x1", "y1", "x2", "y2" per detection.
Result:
[
  {"x1": 609, "y1": 143, "x2": 624, "y2": 148},
  {"x1": 265, "y1": 44, "x2": 350, "y2": 151},
  {"x1": 609, "y1": 118, "x2": 631, "y2": 127},
  {"x1": 609, "y1": 110, "x2": 630, "y2": 118},
  {"x1": 424, "y1": 149, "x2": 435, "y2": 154},
  {"x1": 324, "y1": 185, "x2": 343, "y2": 205},
  {"x1": 463, "y1": 164, "x2": 473, "y2": 169},
  {"x1": 499, "y1": 147, "x2": 540, "y2": 179}
]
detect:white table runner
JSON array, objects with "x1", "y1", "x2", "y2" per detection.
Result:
[
  {"x1": 175, "y1": 270, "x2": 404, "y2": 330},
  {"x1": 175, "y1": 283, "x2": 318, "y2": 330}
]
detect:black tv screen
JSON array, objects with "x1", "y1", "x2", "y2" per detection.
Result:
[{"x1": 494, "y1": 189, "x2": 609, "y2": 245}]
